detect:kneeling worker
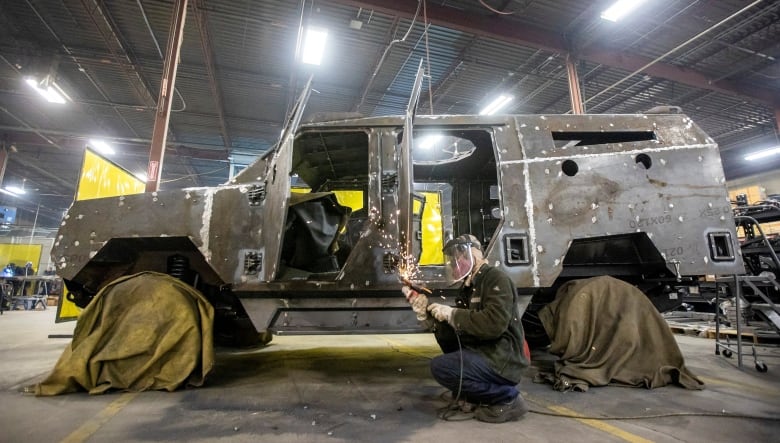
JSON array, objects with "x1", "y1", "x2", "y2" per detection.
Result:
[{"x1": 402, "y1": 234, "x2": 530, "y2": 423}]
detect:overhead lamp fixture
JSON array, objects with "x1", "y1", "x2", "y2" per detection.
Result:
[
  {"x1": 349, "y1": 19, "x2": 363, "y2": 30},
  {"x1": 24, "y1": 77, "x2": 69, "y2": 104},
  {"x1": 600, "y1": 0, "x2": 647, "y2": 22},
  {"x1": 744, "y1": 146, "x2": 780, "y2": 161},
  {"x1": 479, "y1": 95, "x2": 513, "y2": 115},
  {"x1": 4, "y1": 185, "x2": 26, "y2": 195},
  {"x1": 4, "y1": 178, "x2": 27, "y2": 196},
  {"x1": 302, "y1": 27, "x2": 328, "y2": 65},
  {"x1": 89, "y1": 139, "x2": 115, "y2": 156}
]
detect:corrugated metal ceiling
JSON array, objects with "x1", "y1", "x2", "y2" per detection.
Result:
[{"x1": 0, "y1": 0, "x2": 778, "y2": 230}]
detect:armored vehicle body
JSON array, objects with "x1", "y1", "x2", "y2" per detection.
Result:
[{"x1": 52, "y1": 105, "x2": 744, "y2": 345}]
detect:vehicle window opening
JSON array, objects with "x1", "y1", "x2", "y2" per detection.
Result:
[
  {"x1": 276, "y1": 130, "x2": 369, "y2": 280},
  {"x1": 406, "y1": 128, "x2": 500, "y2": 265},
  {"x1": 551, "y1": 131, "x2": 656, "y2": 148}
]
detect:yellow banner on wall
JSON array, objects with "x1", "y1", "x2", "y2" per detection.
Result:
[
  {"x1": 0, "y1": 243, "x2": 42, "y2": 272},
  {"x1": 57, "y1": 150, "x2": 147, "y2": 322},
  {"x1": 76, "y1": 149, "x2": 146, "y2": 201}
]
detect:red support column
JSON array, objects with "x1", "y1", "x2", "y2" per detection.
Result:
[
  {"x1": 775, "y1": 107, "x2": 780, "y2": 136},
  {"x1": 0, "y1": 144, "x2": 7, "y2": 185},
  {"x1": 566, "y1": 54, "x2": 585, "y2": 115},
  {"x1": 145, "y1": 0, "x2": 188, "y2": 192}
]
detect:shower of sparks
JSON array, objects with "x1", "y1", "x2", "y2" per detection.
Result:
[
  {"x1": 397, "y1": 251, "x2": 420, "y2": 281},
  {"x1": 367, "y1": 203, "x2": 425, "y2": 290},
  {"x1": 379, "y1": 207, "x2": 421, "y2": 282}
]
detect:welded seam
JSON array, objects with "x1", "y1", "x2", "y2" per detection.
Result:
[
  {"x1": 516, "y1": 120, "x2": 540, "y2": 287},
  {"x1": 199, "y1": 188, "x2": 214, "y2": 262},
  {"x1": 503, "y1": 142, "x2": 718, "y2": 166}
]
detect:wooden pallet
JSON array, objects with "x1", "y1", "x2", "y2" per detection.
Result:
[
  {"x1": 665, "y1": 318, "x2": 780, "y2": 344},
  {"x1": 706, "y1": 328, "x2": 780, "y2": 345},
  {"x1": 667, "y1": 323, "x2": 710, "y2": 338}
]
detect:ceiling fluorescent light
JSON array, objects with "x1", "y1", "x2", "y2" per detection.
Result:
[
  {"x1": 744, "y1": 146, "x2": 780, "y2": 161},
  {"x1": 25, "y1": 77, "x2": 68, "y2": 104},
  {"x1": 479, "y1": 95, "x2": 513, "y2": 115},
  {"x1": 302, "y1": 27, "x2": 328, "y2": 65},
  {"x1": 5, "y1": 186, "x2": 26, "y2": 195},
  {"x1": 601, "y1": 0, "x2": 647, "y2": 22},
  {"x1": 89, "y1": 139, "x2": 116, "y2": 156}
]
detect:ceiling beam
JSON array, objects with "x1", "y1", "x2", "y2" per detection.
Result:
[
  {"x1": 327, "y1": 0, "x2": 565, "y2": 51},
  {"x1": 326, "y1": 0, "x2": 778, "y2": 107},
  {"x1": 193, "y1": 0, "x2": 232, "y2": 153},
  {"x1": 0, "y1": 106, "x2": 67, "y2": 150},
  {"x1": 8, "y1": 154, "x2": 74, "y2": 192},
  {"x1": 422, "y1": 36, "x2": 477, "y2": 114},
  {"x1": 354, "y1": 17, "x2": 401, "y2": 113},
  {"x1": 579, "y1": 48, "x2": 776, "y2": 107},
  {"x1": 0, "y1": 126, "x2": 230, "y2": 161},
  {"x1": 80, "y1": 0, "x2": 157, "y2": 107}
]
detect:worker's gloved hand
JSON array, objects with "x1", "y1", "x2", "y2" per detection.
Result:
[
  {"x1": 427, "y1": 303, "x2": 453, "y2": 323},
  {"x1": 402, "y1": 286, "x2": 429, "y2": 320}
]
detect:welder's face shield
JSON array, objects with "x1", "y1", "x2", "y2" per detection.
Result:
[{"x1": 444, "y1": 242, "x2": 475, "y2": 283}]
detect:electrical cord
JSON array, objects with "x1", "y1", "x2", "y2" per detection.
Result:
[
  {"x1": 436, "y1": 327, "x2": 470, "y2": 421},
  {"x1": 430, "y1": 324, "x2": 780, "y2": 422},
  {"x1": 355, "y1": 0, "x2": 422, "y2": 110},
  {"x1": 425, "y1": 329, "x2": 780, "y2": 422},
  {"x1": 438, "y1": 273, "x2": 517, "y2": 422},
  {"x1": 478, "y1": 0, "x2": 515, "y2": 15},
  {"x1": 434, "y1": 395, "x2": 780, "y2": 422},
  {"x1": 527, "y1": 408, "x2": 780, "y2": 421},
  {"x1": 435, "y1": 388, "x2": 780, "y2": 422},
  {"x1": 421, "y1": 280, "x2": 779, "y2": 423},
  {"x1": 393, "y1": 311, "x2": 779, "y2": 423}
]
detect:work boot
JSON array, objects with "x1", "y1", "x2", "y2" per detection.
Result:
[{"x1": 474, "y1": 394, "x2": 530, "y2": 423}]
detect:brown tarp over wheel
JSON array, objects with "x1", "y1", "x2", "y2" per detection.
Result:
[
  {"x1": 537, "y1": 276, "x2": 703, "y2": 392},
  {"x1": 35, "y1": 272, "x2": 214, "y2": 395}
]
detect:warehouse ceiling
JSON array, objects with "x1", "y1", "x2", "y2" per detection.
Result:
[{"x1": 0, "y1": 0, "x2": 779, "y2": 231}]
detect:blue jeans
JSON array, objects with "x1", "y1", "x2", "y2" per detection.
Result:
[{"x1": 430, "y1": 324, "x2": 518, "y2": 405}]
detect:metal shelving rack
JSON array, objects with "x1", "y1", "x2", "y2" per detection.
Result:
[{"x1": 714, "y1": 213, "x2": 780, "y2": 371}]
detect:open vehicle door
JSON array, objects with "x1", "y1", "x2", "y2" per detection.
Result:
[{"x1": 398, "y1": 60, "x2": 425, "y2": 272}]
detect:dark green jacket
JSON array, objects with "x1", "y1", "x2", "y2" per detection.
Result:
[{"x1": 449, "y1": 264, "x2": 529, "y2": 383}]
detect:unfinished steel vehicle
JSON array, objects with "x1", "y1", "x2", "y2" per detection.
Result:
[{"x1": 52, "y1": 75, "x2": 745, "y2": 346}]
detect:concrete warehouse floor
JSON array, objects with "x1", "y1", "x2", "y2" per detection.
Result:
[{"x1": 1, "y1": 309, "x2": 779, "y2": 443}]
